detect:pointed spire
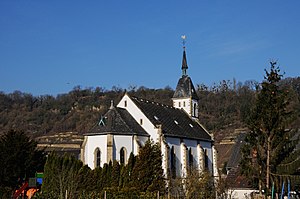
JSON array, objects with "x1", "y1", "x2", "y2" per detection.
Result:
[
  {"x1": 182, "y1": 49, "x2": 188, "y2": 76},
  {"x1": 181, "y1": 35, "x2": 188, "y2": 76}
]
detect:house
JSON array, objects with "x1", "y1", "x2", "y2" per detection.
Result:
[
  {"x1": 225, "y1": 132, "x2": 256, "y2": 199},
  {"x1": 81, "y1": 46, "x2": 218, "y2": 180}
]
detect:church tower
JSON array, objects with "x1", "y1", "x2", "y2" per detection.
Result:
[{"x1": 172, "y1": 37, "x2": 199, "y2": 119}]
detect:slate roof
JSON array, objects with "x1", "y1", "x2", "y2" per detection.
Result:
[
  {"x1": 87, "y1": 106, "x2": 149, "y2": 136},
  {"x1": 130, "y1": 96, "x2": 212, "y2": 141},
  {"x1": 225, "y1": 133, "x2": 251, "y2": 189},
  {"x1": 173, "y1": 75, "x2": 199, "y2": 100},
  {"x1": 226, "y1": 133, "x2": 247, "y2": 169}
]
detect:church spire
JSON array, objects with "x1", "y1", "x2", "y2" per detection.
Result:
[
  {"x1": 173, "y1": 35, "x2": 199, "y2": 118},
  {"x1": 181, "y1": 35, "x2": 188, "y2": 76}
]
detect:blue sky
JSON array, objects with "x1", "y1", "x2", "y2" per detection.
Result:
[{"x1": 1, "y1": 1, "x2": 299, "y2": 96}]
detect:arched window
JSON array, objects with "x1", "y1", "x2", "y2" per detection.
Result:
[
  {"x1": 193, "y1": 103, "x2": 197, "y2": 117},
  {"x1": 188, "y1": 148, "x2": 194, "y2": 168},
  {"x1": 94, "y1": 148, "x2": 101, "y2": 168},
  {"x1": 204, "y1": 149, "x2": 209, "y2": 169},
  {"x1": 170, "y1": 146, "x2": 176, "y2": 178},
  {"x1": 120, "y1": 147, "x2": 127, "y2": 165}
]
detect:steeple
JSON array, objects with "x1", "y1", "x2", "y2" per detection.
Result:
[
  {"x1": 173, "y1": 35, "x2": 199, "y2": 119},
  {"x1": 181, "y1": 35, "x2": 188, "y2": 76}
]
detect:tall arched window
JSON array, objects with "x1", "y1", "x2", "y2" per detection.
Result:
[
  {"x1": 188, "y1": 148, "x2": 194, "y2": 168},
  {"x1": 170, "y1": 146, "x2": 176, "y2": 178},
  {"x1": 120, "y1": 147, "x2": 127, "y2": 165},
  {"x1": 204, "y1": 149, "x2": 209, "y2": 169},
  {"x1": 193, "y1": 103, "x2": 197, "y2": 117},
  {"x1": 94, "y1": 148, "x2": 101, "y2": 168}
]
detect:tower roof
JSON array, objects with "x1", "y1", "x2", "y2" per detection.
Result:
[
  {"x1": 173, "y1": 46, "x2": 199, "y2": 100},
  {"x1": 173, "y1": 75, "x2": 199, "y2": 100}
]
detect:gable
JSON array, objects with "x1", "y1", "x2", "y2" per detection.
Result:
[{"x1": 117, "y1": 93, "x2": 160, "y2": 141}]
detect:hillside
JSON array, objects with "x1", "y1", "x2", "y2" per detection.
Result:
[{"x1": 1, "y1": 78, "x2": 300, "y2": 140}]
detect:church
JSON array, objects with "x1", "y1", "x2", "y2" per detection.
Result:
[{"x1": 81, "y1": 46, "x2": 218, "y2": 180}]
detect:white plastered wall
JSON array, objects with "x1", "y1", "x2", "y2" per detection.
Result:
[
  {"x1": 183, "y1": 138, "x2": 198, "y2": 168},
  {"x1": 172, "y1": 98, "x2": 199, "y2": 118},
  {"x1": 199, "y1": 140, "x2": 213, "y2": 172},
  {"x1": 166, "y1": 137, "x2": 182, "y2": 177},
  {"x1": 84, "y1": 134, "x2": 149, "y2": 169},
  {"x1": 114, "y1": 135, "x2": 134, "y2": 164},
  {"x1": 173, "y1": 98, "x2": 191, "y2": 116},
  {"x1": 166, "y1": 137, "x2": 213, "y2": 177},
  {"x1": 118, "y1": 94, "x2": 160, "y2": 142},
  {"x1": 84, "y1": 135, "x2": 107, "y2": 169}
]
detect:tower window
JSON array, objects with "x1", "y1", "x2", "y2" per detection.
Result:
[
  {"x1": 183, "y1": 101, "x2": 186, "y2": 107},
  {"x1": 124, "y1": 100, "x2": 127, "y2": 107},
  {"x1": 179, "y1": 102, "x2": 181, "y2": 107},
  {"x1": 140, "y1": 119, "x2": 143, "y2": 125}
]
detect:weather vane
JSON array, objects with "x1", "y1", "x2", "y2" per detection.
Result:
[{"x1": 181, "y1": 35, "x2": 186, "y2": 49}]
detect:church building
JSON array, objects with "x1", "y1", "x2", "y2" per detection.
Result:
[{"x1": 81, "y1": 45, "x2": 218, "y2": 180}]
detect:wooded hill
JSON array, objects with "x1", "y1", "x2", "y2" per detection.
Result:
[{"x1": 1, "y1": 77, "x2": 300, "y2": 143}]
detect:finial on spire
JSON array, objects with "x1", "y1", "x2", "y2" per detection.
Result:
[
  {"x1": 181, "y1": 35, "x2": 186, "y2": 49},
  {"x1": 109, "y1": 100, "x2": 114, "y2": 109},
  {"x1": 181, "y1": 35, "x2": 188, "y2": 76}
]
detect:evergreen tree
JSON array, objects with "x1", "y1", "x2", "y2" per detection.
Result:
[
  {"x1": 111, "y1": 160, "x2": 121, "y2": 188},
  {"x1": 185, "y1": 169, "x2": 215, "y2": 199},
  {"x1": 131, "y1": 140, "x2": 165, "y2": 193},
  {"x1": 0, "y1": 130, "x2": 45, "y2": 196},
  {"x1": 121, "y1": 152, "x2": 135, "y2": 188},
  {"x1": 42, "y1": 153, "x2": 83, "y2": 199},
  {"x1": 101, "y1": 162, "x2": 112, "y2": 189},
  {"x1": 93, "y1": 166, "x2": 103, "y2": 191},
  {"x1": 240, "y1": 62, "x2": 300, "y2": 194},
  {"x1": 77, "y1": 165, "x2": 93, "y2": 193}
]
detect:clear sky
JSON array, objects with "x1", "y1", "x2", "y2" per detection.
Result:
[{"x1": 1, "y1": 1, "x2": 299, "y2": 96}]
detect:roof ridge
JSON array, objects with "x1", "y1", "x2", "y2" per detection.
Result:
[{"x1": 131, "y1": 95, "x2": 176, "y2": 109}]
